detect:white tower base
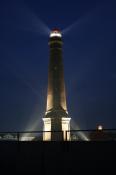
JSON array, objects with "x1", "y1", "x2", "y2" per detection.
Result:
[
  {"x1": 43, "y1": 118, "x2": 51, "y2": 141},
  {"x1": 62, "y1": 118, "x2": 71, "y2": 141},
  {"x1": 43, "y1": 117, "x2": 71, "y2": 141}
]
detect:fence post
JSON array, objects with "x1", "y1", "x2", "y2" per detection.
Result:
[
  {"x1": 17, "y1": 132, "x2": 20, "y2": 142},
  {"x1": 66, "y1": 131, "x2": 67, "y2": 141}
]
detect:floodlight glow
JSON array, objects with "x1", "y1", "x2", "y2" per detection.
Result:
[
  {"x1": 97, "y1": 125, "x2": 103, "y2": 131},
  {"x1": 21, "y1": 136, "x2": 35, "y2": 141},
  {"x1": 50, "y1": 30, "x2": 62, "y2": 38}
]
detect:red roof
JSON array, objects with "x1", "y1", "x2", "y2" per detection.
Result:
[{"x1": 52, "y1": 28, "x2": 60, "y2": 32}]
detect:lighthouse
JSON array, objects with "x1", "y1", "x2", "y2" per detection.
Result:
[{"x1": 43, "y1": 29, "x2": 71, "y2": 141}]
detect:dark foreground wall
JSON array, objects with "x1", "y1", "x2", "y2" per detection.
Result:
[{"x1": 0, "y1": 141, "x2": 116, "y2": 174}]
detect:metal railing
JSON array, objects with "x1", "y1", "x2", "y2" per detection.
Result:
[
  {"x1": 66, "y1": 129, "x2": 116, "y2": 141},
  {"x1": 0, "y1": 129, "x2": 116, "y2": 141}
]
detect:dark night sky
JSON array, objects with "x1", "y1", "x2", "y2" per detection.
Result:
[{"x1": 0, "y1": 0, "x2": 116, "y2": 131}]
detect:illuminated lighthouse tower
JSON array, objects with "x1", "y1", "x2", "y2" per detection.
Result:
[{"x1": 43, "y1": 29, "x2": 71, "y2": 141}]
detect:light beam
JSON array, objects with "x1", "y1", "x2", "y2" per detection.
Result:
[{"x1": 71, "y1": 120, "x2": 89, "y2": 141}]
